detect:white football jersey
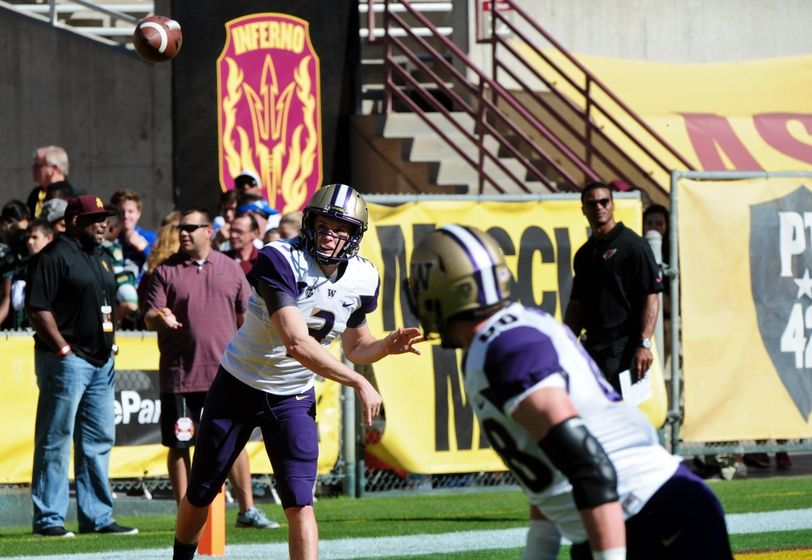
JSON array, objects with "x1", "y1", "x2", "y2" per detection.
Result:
[
  {"x1": 464, "y1": 302, "x2": 680, "y2": 543},
  {"x1": 221, "y1": 237, "x2": 380, "y2": 395}
]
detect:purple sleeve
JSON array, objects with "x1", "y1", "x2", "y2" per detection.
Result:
[
  {"x1": 346, "y1": 277, "x2": 380, "y2": 328},
  {"x1": 482, "y1": 326, "x2": 565, "y2": 410},
  {"x1": 249, "y1": 245, "x2": 299, "y2": 299}
]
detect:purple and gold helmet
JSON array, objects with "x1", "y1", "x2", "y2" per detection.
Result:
[
  {"x1": 408, "y1": 225, "x2": 513, "y2": 347},
  {"x1": 301, "y1": 184, "x2": 368, "y2": 264}
]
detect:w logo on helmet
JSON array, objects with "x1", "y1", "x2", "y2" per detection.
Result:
[{"x1": 411, "y1": 261, "x2": 435, "y2": 292}]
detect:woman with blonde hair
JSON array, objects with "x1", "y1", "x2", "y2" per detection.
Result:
[{"x1": 136, "y1": 211, "x2": 182, "y2": 328}]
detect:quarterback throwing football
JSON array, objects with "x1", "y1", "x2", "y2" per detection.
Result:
[
  {"x1": 407, "y1": 225, "x2": 732, "y2": 560},
  {"x1": 173, "y1": 185, "x2": 422, "y2": 560}
]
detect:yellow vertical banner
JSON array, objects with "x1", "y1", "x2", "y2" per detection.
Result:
[
  {"x1": 361, "y1": 198, "x2": 644, "y2": 473},
  {"x1": 678, "y1": 176, "x2": 812, "y2": 441}
]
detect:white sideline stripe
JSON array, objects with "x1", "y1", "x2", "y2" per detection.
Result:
[{"x1": 8, "y1": 508, "x2": 812, "y2": 559}]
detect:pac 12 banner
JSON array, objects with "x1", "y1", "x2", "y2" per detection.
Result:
[
  {"x1": 0, "y1": 333, "x2": 339, "y2": 484},
  {"x1": 679, "y1": 176, "x2": 812, "y2": 441},
  {"x1": 360, "y1": 197, "x2": 645, "y2": 473}
]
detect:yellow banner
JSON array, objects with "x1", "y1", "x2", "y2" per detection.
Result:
[
  {"x1": 0, "y1": 333, "x2": 339, "y2": 484},
  {"x1": 514, "y1": 47, "x2": 812, "y2": 186},
  {"x1": 679, "y1": 176, "x2": 812, "y2": 440},
  {"x1": 361, "y1": 198, "x2": 646, "y2": 473}
]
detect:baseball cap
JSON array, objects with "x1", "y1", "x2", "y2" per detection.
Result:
[
  {"x1": 41, "y1": 198, "x2": 68, "y2": 224},
  {"x1": 237, "y1": 199, "x2": 278, "y2": 220},
  {"x1": 235, "y1": 169, "x2": 261, "y2": 189},
  {"x1": 65, "y1": 194, "x2": 114, "y2": 221}
]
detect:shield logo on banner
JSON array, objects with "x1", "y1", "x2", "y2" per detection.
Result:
[
  {"x1": 217, "y1": 13, "x2": 322, "y2": 213},
  {"x1": 750, "y1": 186, "x2": 812, "y2": 420}
]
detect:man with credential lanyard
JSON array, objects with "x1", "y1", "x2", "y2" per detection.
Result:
[{"x1": 26, "y1": 194, "x2": 138, "y2": 537}]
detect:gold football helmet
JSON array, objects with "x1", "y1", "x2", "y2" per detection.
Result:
[
  {"x1": 301, "y1": 184, "x2": 369, "y2": 264},
  {"x1": 408, "y1": 225, "x2": 513, "y2": 346}
]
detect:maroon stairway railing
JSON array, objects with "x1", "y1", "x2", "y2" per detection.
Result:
[{"x1": 370, "y1": 0, "x2": 694, "y2": 203}]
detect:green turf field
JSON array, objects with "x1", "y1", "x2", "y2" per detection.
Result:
[{"x1": 1, "y1": 475, "x2": 810, "y2": 558}]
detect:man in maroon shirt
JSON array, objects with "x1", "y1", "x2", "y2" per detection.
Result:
[
  {"x1": 142, "y1": 207, "x2": 278, "y2": 529},
  {"x1": 225, "y1": 212, "x2": 260, "y2": 275}
]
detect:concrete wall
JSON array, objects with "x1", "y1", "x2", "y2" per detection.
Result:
[
  {"x1": 477, "y1": 0, "x2": 812, "y2": 63},
  {"x1": 0, "y1": 8, "x2": 173, "y2": 229}
]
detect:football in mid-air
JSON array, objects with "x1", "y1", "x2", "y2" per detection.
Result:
[{"x1": 132, "y1": 15, "x2": 182, "y2": 63}]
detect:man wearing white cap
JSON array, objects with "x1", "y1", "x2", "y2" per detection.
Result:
[{"x1": 234, "y1": 169, "x2": 262, "y2": 196}]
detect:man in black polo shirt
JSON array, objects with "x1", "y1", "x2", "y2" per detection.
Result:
[
  {"x1": 564, "y1": 181, "x2": 663, "y2": 392},
  {"x1": 26, "y1": 194, "x2": 137, "y2": 538}
]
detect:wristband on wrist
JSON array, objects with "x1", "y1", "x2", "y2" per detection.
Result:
[
  {"x1": 593, "y1": 547, "x2": 626, "y2": 560},
  {"x1": 58, "y1": 344, "x2": 72, "y2": 356}
]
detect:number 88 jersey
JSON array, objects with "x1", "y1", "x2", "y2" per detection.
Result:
[{"x1": 463, "y1": 302, "x2": 679, "y2": 543}]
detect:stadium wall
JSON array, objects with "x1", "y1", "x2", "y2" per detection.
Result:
[
  {"x1": 477, "y1": 0, "x2": 812, "y2": 63},
  {"x1": 0, "y1": 6, "x2": 174, "y2": 229}
]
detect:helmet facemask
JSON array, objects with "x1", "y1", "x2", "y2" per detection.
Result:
[{"x1": 300, "y1": 184, "x2": 368, "y2": 264}]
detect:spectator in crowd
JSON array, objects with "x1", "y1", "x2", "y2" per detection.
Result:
[
  {"x1": 6, "y1": 219, "x2": 55, "y2": 329},
  {"x1": 172, "y1": 185, "x2": 422, "y2": 560},
  {"x1": 262, "y1": 227, "x2": 281, "y2": 245},
  {"x1": 41, "y1": 198, "x2": 68, "y2": 234},
  {"x1": 237, "y1": 193, "x2": 279, "y2": 248},
  {"x1": 26, "y1": 219, "x2": 55, "y2": 255},
  {"x1": 27, "y1": 146, "x2": 75, "y2": 218},
  {"x1": 110, "y1": 188, "x2": 156, "y2": 278},
  {"x1": 643, "y1": 203, "x2": 670, "y2": 266},
  {"x1": 26, "y1": 194, "x2": 137, "y2": 537},
  {"x1": 234, "y1": 169, "x2": 262, "y2": 196},
  {"x1": 100, "y1": 209, "x2": 140, "y2": 325},
  {"x1": 0, "y1": 200, "x2": 31, "y2": 328},
  {"x1": 564, "y1": 181, "x2": 663, "y2": 393},
  {"x1": 407, "y1": 225, "x2": 733, "y2": 559},
  {"x1": 143, "y1": 207, "x2": 278, "y2": 530},
  {"x1": 278, "y1": 211, "x2": 303, "y2": 240},
  {"x1": 213, "y1": 190, "x2": 240, "y2": 251},
  {"x1": 137, "y1": 211, "x2": 181, "y2": 304},
  {"x1": 225, "y1": 213, "x2": 260, "y2": 275}
]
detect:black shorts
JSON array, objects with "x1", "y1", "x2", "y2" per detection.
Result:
[{"x1": 159, "y1": 391, "x2": 207, "y2": 448}]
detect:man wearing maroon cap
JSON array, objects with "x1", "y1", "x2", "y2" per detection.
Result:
[{"x1": 26, "y1": 194, "x2": 138, "y2": 537}]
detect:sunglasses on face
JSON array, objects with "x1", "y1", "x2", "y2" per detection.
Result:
[
  {"x1": 176, "y1": 224, "x2": 209, "y2": 233},
  {"x1": 585, "y1": 198, "x2": 612, "y2": 209}
]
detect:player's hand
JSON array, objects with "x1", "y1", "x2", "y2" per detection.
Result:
[
  {"x1": 383, "y1": 327, "x2": 424, "y2": 356},
  {"x1": 632, "y1": 347, "x2": 653, "y2": 380},
  {"x1": 158, "y1": 307, "x2": 183, "y2": 330},
  {"x1": 355, "y1": 379, "x2": 382, "y2": 426}
]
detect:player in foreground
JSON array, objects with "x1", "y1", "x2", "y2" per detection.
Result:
[
  {"x1": 407, "y1": 225, "x2": 732, "y2": 560},
  {"x1": 172, "y1": 185, "x2": 422, "y2": 560}
]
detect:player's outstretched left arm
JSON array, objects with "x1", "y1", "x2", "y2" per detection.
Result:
[{"x1": 342, "y1": 324, "x2": 423, "y2": 365}]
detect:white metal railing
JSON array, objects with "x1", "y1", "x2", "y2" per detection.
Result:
[{"x1": 1, "y1": 0, "x2": 153, "y2": 43}]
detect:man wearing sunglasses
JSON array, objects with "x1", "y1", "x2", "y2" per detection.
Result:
[
  {"x1": 564, "y1": 181, "x2": 663, "y2": 393},
  {"x1": 142, "y1": 207, "x2": 278, "y2": 530}
]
